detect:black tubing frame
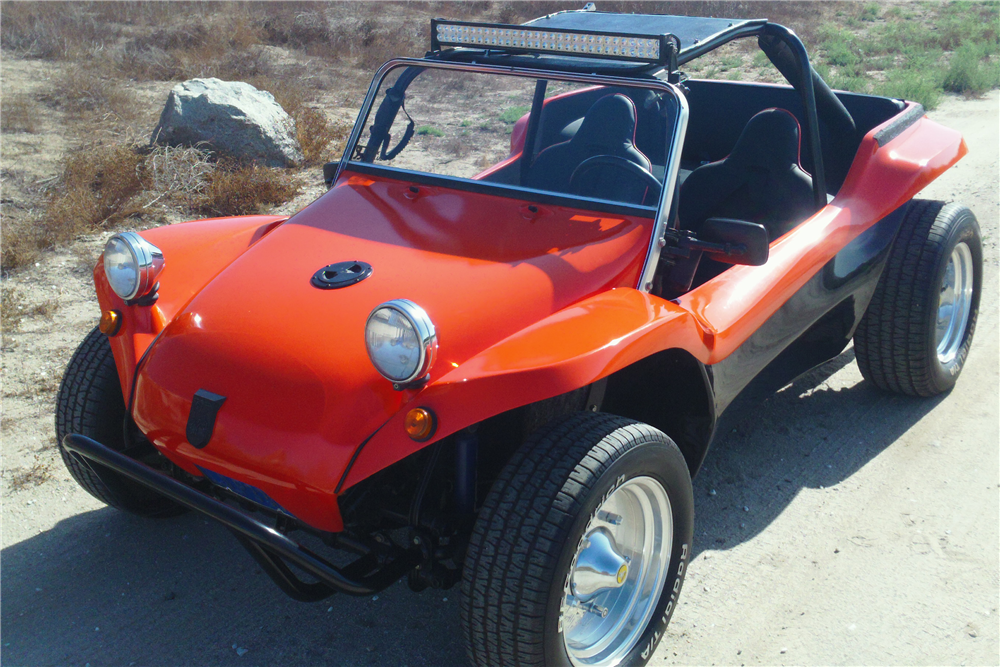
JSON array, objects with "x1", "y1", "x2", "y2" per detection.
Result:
[{"x1": 63, "y1": 433, "x2": 417, "y2": 601}]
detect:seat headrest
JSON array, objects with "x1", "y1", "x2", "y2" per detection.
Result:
[
  {"x1": 727, "y1": 108, "x2": 802, "y2": 172},
  {"x1": 572, "y1": 94, "x2": 638, "y2": 152}
]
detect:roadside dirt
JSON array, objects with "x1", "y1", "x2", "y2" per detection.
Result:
[{"x1": 1, "y1": 87, "x2": 997, "y2": 666}]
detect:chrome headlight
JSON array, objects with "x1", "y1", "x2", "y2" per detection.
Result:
[
  {"x1": 103, "y1": 232, "x2": 164, "y2": 301},
  {"x1": 365, "y1": 299, "x2": 437, "y2": 384}
]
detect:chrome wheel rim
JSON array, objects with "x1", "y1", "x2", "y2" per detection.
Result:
[
  {"x1": 560, "y1": 476, "x2": 672, "y2": 666},
  {"x1": 936, "y1": 242, "x2": 974, "y2": 366}
]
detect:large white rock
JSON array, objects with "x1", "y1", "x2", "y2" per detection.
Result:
[{"x1": 151, "y1": 78, "x2": 303, "y2": 168}]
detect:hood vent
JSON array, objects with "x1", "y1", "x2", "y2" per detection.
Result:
[{"x1": 311, "y1": 261, "x2": 373, "y2": 290}]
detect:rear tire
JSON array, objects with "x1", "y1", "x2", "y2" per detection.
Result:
[
  {"x1": 55, "y1": 327, "x2": 184, "y2": 517},
  {"x1": 460, "y1": 412, "x2": 694, "y2": 667},
  {"x1": 854, "y1": 200, "x2": 982, "y2": 396}
]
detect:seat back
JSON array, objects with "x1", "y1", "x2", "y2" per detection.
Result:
[
  {"x1": 525, "y1": 94, "x2": 652, "y2": 203},
  {"x1": 679, "y1": 108, "x2": 814, "y2": 240}
]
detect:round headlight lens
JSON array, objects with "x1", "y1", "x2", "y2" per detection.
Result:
[
  {"x1": 104, "y1": 235, "x2": 140, "y2": 300},
  {"x1": 365, "y1": 300, "x2": 437, "y2": 384},
  {"x1": 102, "y1": 232, "x2": 165, "y2": 302}
]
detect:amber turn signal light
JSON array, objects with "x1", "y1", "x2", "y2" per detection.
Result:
[
  {"x1": 404, "y1": 407, "x2": 436, "y2": 442},
  {"x1": 99, "y1": 310, "x2": 123, "y2": 336}
]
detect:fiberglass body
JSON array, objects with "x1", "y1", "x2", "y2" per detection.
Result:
[{"x1": 94, "y1": 76, "x2": 964, "y2": 533}]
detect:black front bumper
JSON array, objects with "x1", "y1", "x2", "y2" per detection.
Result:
[{"x1": 63, "y1": 434, "x2": 417, "y2": 601}]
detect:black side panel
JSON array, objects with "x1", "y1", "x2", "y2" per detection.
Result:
[
  {"x1": 709, "y1": 203, "x2": 909, "y2": 415},
  {"x1": 681, "y1": 80, "x2": 904, "y2": 194}
]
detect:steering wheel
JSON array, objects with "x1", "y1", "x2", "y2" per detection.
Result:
[{"x1": 569, "y1": 155, "x2": 663, "y2": 205}]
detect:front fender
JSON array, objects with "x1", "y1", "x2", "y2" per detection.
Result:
[
  {"x1": 339, "y1": 288, "x2": 707, "y2": 490},
  {"x1": 96, "y1": 215, "x2": 286, "y2": 398}
]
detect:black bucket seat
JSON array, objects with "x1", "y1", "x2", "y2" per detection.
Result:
[
  {"x1": 679, "y1": 108, "x2": 814, "y2": 240},
  {"x1": 525, "y1": 94, "x2": 654, "y2": 205}
]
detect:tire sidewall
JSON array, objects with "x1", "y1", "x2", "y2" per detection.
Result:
[
  {"x1": 924, "y1": 209, "x2": 982, "y2": 393},
  {"x1": 544, "y1": 437, "x2": 694, "y2": 667}
]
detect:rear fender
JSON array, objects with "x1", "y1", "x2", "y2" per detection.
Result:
[
  {"x1": 95, "y1": 215, "x2": 287, "y2": 398},
  {"x1": 339, "y1": 288, "x2": 707, "y2": 490}
]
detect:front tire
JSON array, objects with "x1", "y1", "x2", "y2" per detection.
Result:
[
  {"x1": 854, "y1": 200, "x2": 982, "y2": 396},
  {"x1": 461, "y1": 412, "x2": 694, "y2": 667},
  {"x1": 55, "y1": 327, "x2": 184, "y2": 517}
]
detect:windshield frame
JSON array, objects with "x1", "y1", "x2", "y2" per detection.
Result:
[{"x1": 335, "y1": 57, "x2": 689, "y2": 293}]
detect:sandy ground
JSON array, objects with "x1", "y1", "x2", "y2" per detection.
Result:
[{"x1": 2, "y1": 88, "x2": 997, "y2": 665}]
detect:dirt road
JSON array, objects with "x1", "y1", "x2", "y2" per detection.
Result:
[{"x1": 2, "y1": 92, "x2": 997, "y2": 666}]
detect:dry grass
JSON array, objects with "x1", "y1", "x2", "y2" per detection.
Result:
[
  {"x1": 46, "y1": 143, "x2": 147, "y2": 236},
  {"x1": 5, "y1": 460, "x2": 54, "y2": 491},
  {"x1": 294, "y1": 107, "x2": 351, "y2": 166},
  {"x1": 142, "y1": 145, "x2": 214, "y2": 203},
  {"x1": 194, "y1": 162, "x2": 299, "y2": 217},
  {"x1": 1, "y1": 223, "x2": 41, "y2": 273},
  {"x1": 0, "y1": 2, "x2": 123, "y2": 59},
  {"x1": 1, "y1": 93, "x2": 39, "y2": 133},
  {"x1": 1, "y1": 284, "x2": 27, "y2": 332},
  {"x1": 3, "y1": 142, "x2": 191, "y2": 271},
  {"x1": 1, "y1": 136, "x2": 303, "y2": 271},
  {"x1": 41, "y1": 66, "x2": 139, "y2": 122}
]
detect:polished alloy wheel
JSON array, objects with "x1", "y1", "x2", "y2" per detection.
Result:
[
  {"x1": 560, "y1": 476, "x2": 672, "y2": 666},
  {"x1": 936, "y1": 241, "x2": 974, "y2": 366}
]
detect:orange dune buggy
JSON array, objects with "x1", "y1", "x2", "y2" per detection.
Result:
[{"x1": 59, "y1": 7, "x2": 981, "y2": 666}]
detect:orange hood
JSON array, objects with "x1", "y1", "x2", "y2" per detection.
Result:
[{"x1": 133, "y1": 172, "x2": 653, "y2": 530}]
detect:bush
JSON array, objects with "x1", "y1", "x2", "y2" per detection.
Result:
[
  {"x1": 874, "y1": 66, "x2": 944, "y2": 110},
  {"x1": 39, "y1": 143, "x2": 147, "y2": 246},
  {"x1": 943, "y1": 43, "x2": 1000, "y2": 96},
  {"x1": 0, "y1": 2, "x2": 118, "y2": 59},
  {"x1": 1, "y1": 221, "x2": 42, "y2": 272},
  {"x1": 43, "y1": 66, "x2": 138, "y2": 121},
  {"x1": 1, "y1": 284, "x2": 25, "y2": 333},
  {"x1": 498, "y1": 106, "x2": 530, "y2": 124},
  {"x1": 0, "y1": 93, "x2": 38, "y2": 133},
  {"x1": 294, "y1": 107, "x2": 350, "y2": 166},
  {"x1": 194, "y1": 162, "x2": 299, "y2": 217}
]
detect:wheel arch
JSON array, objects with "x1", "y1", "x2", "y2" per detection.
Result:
[
  {"x1": 338, "y1": 289, "x2": 712, "y2": 490},
  {"x1": 601, "y1": 348, "x2": 716, "y2": 477}
]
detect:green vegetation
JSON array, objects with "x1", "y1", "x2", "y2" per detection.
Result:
[
  {"x1": 692, "y1": 1, "x2": 999, "y2": 111},
  {"x1": 498, "y1": 105, "x2": 531, "y2": 124},
  {"x1": 416, "y1": 125, "x2": 445, "y2": 137},
  {"x1": 943, "y1": 42, "x2": 1000, "y2": 95},
  {"x1": 813, "y1": 1, "x2": 1000, "y2": 109},
  {"x1": 718, "y1": 54, "x2": 743, "y2": 71}
]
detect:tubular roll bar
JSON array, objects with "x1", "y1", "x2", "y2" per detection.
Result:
[
  {"x1": 62, "y1": 434, "x2": 417, "y2": 601},
  {"x1": 679, "y1": 22, "x2": 829, "y2": 210},
  {"x1": 758, "y1": 23, "x2": 827, "y2": 210}
]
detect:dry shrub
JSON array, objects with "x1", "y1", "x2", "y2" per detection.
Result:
[
  {"x1": 1, "y1": 93, "x2": 39, "y2": 133},
  {"x1": 356, "y1": 19, "x2": 424, "y2": 68},
  {"x1": 1, "y1": 221, "x2": 42, "y2": 272},
  {"x1": 443, "y1": 136, "x2": 471, "y2": 159},
  {"x1": 1, "y1": 283, "x2": 26, "y2": 332},
  {"x1": 33, "y1": 143, "x2": 146, "y2": 254},
  {"x1": 43, "y1": 67, "x2": 138, "y2": 122},
  {"x1": 5, "y1": 461, "x2": 54, "y2": 491},
  {"x1": 109, "y1": 9, "x2": 269, "y2": 81},
  {"x1": 143, "y1": 145, "x2": 214, "y2": 203},
  {"x1": 250, "y1": 75, "x2": 311, "y2": 117},
  {"x1": 257, "y1": 7, "x2": 339, "y2": 56},
  {"x1": 29, "y1": 298, "x2": 60, "y2": 319},
  {"x1": 0, "y1": 1, "x2": 120, "y2": 59},
  {"x1": 59, "y1": 144, "x2": 146, "y2": 223},
  {"x1": 294, "y1": 107, "x2": 351, "y2": 166},
  {"x1": 194, "y1": 162, "x2": 299, "y2": 217}
]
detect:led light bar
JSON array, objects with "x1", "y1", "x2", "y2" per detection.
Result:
[{"x1": 431, "y1": 19, "x2": 667, "y2": 64}]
